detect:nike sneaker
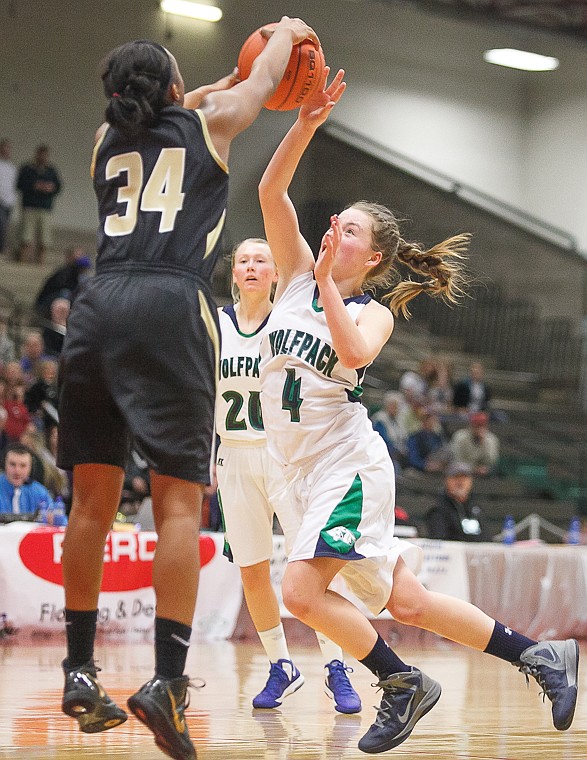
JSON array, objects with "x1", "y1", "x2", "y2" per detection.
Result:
[
  {"x1": 252, "y1": 659, "x2": 304, "y2": 709},
  {"x1": 358, "y1": 668, "x2": 441, "y2": 754},
  {"x1": 324, "y1": 660, "x2": 362, "y2": 714},
  {"x1": 61, "y1": 658, "x2": 127, "y2": 733},
  {"x1": 127, "y1": 674, "x2": 195, "y2": 760},
  {"x1": 516, "y1": 639, "x2": 579, "y2": 730}
]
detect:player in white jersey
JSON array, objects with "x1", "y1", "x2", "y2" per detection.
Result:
[
  {"x1": 258, "y1": 68, "x2": 579, "y2": 754},
  {"x1": 216, "y1": 238, "x2": 361, "y2": 713}
]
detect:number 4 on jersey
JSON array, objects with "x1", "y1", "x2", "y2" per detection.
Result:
[{"x1": 282, "y1": 368, "x2": 303, "y2": 422}]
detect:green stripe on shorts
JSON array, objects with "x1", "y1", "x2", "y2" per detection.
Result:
[{"x1": 320, "y1": 474, "x2": 363, "y2": 553}]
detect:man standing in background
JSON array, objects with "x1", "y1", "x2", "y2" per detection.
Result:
[{"x1": 16, "y1": 144, "x2": 62, "y2": 265}]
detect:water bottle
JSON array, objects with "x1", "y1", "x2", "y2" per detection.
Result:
[
  {"x1": 52, "y1": 496, "x2": 68, "y2": 527},
  {"x1": 36, "y1": 499, "x2": 49, "y2": 524},
  {"x1": 502, "y1": 515, "x2": 516, "y2": 545},
  {"x1": 567, "y1": 516, "x2": 581, "y2": 545}
]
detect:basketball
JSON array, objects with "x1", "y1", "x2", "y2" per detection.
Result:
[{"x1": 237, "y1": 23, "x2": 325, "y2": 111}]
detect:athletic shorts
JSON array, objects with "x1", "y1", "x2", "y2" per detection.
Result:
[
  {"x1": 216, "y1": 441, "x2": 286, "y2": 567},
  {"x1": 58, "y1": 270, "x2": 219, "y2": 484},
  {"x1": 279, "y1": 433, "x2": 422, "y2": 615}
]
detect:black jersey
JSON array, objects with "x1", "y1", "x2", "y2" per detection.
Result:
[{"x1": 91, "y1": 105, "x2": 228, "y2": 283}]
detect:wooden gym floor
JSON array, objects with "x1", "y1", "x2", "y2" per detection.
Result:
[{"x1": 0, "y1": 639, "x2": 585, "y2": 759}]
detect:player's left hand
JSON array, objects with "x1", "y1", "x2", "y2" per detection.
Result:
[
  {"x1": 315, "y1": 213, "x2": 342, "y2": 283},
  {"x1": 298, "y1": 67, "x2": 346, "y2": 128}
]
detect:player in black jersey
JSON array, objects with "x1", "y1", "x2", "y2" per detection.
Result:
[{"x1": 57, "y1": 20, "x2": 318, "y2": 760}]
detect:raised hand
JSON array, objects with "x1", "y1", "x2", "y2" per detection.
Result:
[
  {"x1": 261, "y1": 16, "x2": 320, "y2": 47},
  {"x1": 315, "y1": 214, "x2": 342, "y2": 284},
  {"x1": 298, "y1": 68, "x2": 346, "y2": 128}
]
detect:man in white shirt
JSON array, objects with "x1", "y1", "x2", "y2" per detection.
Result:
[{"x1": 0, "y1": 139, "x2": 17, "y2": 256}]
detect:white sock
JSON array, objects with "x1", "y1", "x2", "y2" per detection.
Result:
[
  {"x1": 316, "y1": 632, "x2": 344, "y2": 666},
  {"x1": 258, "y1": 624, "x2": 291, "y2": 664}
]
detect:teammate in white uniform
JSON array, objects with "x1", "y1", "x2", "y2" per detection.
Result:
[
  {"x1": 216, "y1": 238, "x2": 361, "y2": 713},
  {"x1": 258, "y1": 68, "x2": 579, "y2": 754}
]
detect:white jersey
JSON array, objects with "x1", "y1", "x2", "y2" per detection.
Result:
[
  {"x1": 259, "y1": 272, "x2": 375, "y2": 472},
  {"x1": 216, "y1": 305, "x2": 268, "y2": 445}
]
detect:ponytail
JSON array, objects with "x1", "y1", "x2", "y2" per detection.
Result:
[{"x1": 100, "y1": 40, "x2": 173, "y2": 135}]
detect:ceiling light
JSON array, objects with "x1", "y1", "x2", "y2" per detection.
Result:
[
  {"x1": 483, "y1": 48, "x2": 558, "y2": 72},
  {"x1": 160, "y1": 1, "x2": 222, "y2": 22}
]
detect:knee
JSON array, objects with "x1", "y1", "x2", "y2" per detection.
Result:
[
  {"x1": 281, "y1": 578, "x2": 314, "y2": 623},
  {"x1": 387, "y1": 588, "x2": 430, "y2": 627}
]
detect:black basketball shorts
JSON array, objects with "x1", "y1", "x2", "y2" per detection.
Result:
[{"x1": 57, "y1": 271, "x2": 219, "y2": 484}]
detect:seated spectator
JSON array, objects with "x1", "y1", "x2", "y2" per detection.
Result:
[
  {"x1": 2, "y1": 360, "x2": 24, "y2": 397},
  {"x1": 42, "y1": 297, "x2": 70, "y2": 357},
  {"x1": 20, "y1": 427, "x2": 67, "y2": 497},
  {"x1": 427, "y1": 359, "x2": 454, "y2": 420},
  {"x1": 452, "y1": 361, "x2": 491, "y2": 416},
  {"x1": 34, "y1": 245, "x2": 92, "y2": 320},
  {"x1": 449, "y1": 411, "x2": 500, "y2": 477},
  {"x1": 425, "y1": 461, "x2": 490, "y2": 541},
  {"x1": 19, "y1": 330, "x2": 48, "y2": 385},
  {"x1": 0, "y1": 442, "x2": 54, "y2": 517},
  {"x1": 397, "y1": 386, "x2": 427, "y2": 437},
  {"x1": 45, "y1": 424, "x2": 71, "y2": 509},
  {"x1": 0, "y1": 407, "x2": 7, "y2": 453},
  {"x1": 406, "y1": 411, "x2": 447, "y2": 473},
  {"x1": 399, "y1": 358, "x2": 437, "y2": 401},
  {"x1": 371, "y1": 391, "x2": 408, "y2": 471},
  {"x1": 24, "y1": 358, "x2": 59, "y2": 429},
  {"x1": 3, "y1": 379, "x2": 31, "y2": 443}
]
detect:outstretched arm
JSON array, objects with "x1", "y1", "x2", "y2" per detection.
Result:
[
  {"x1": 258, "y1": 68, "x2": 346, "y2": 294},
  {"x1": 183, "y1": 68, "x2": 240, "y2": 110},
  {"x1": 199, "y1": 17, "x2": 319, "y2": 163}
]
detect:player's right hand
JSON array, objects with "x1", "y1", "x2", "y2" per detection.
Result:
[{"x1": 261, "y1": 16, "x2": 319, "y2": 47}]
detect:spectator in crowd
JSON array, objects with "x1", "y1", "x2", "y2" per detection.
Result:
[
  {"x1": 453, "y1": 361, "x2": 491, "y2": 416},
  {"x1": 19, "y1": 330, "x2": 48, "y2": 385},
  {"x1": 42, "y1": 297, "x2": 70, "y2": 357},
  {"x1": 2, "y1": 360, "x2": 24, "y2": 396},
  {"x1": 16, "y1": 144, "x2": 62, "y2": 264},
  {"x1": 3, "y1": 379, "x2": 31, "y2": 443},
  {"x1": 24, "y1": 358, "x2": 59, "y2": 429},
  {"x1": 0, "y1": 314, "x2": 16, "y2": 368},
  {"x1": 371, "y1": 391, "x2": 408, "y2": 471},
  {"x1": 45, "y1": 424, "x2": 71, "y2": 509},
  {"x1": 406, "y1": 411, "x2": 447, "y2": 472},
  {"x1": 0, "y1": 139, "x2": 17, "y2": 256},
  {"x1": 427, "y1": 359, "x2": 455, "y2": 420},
  {"x1": 0, "y1": 442, "x2": 54, "y2": 516},
  {"x1": 425, "y1": 461, "x2": 490, "y2": 541},
  {"x1": 34, "y1": 246, "x2": 93, "y2": 319},
  {"x1": 20, "y1": 427, "x2": 67, "y2": 497},
  {"x1": 397, "y1": 386, "x2": 427, "y2": 437},
  {"x1": 0, "y1": 407, "x2": 8, "y2": 454},
  {"x1": 399, "y1": 358, "x2": 437, "y2": 401},
  {"x1": 449, "y1": 411, "x2": 500, "y2": 476}
]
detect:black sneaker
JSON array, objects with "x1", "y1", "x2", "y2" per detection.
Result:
[
  {"x1": 358, "y1": 668, "x2": 441, "y2": 754},
  {"x1": 61, "y1": 659, "x2": 127, "y2": 734},
  {"x1": 127, "y1": 675, "x2": 196, "y2": 760},
  {"x1": 516, "y1": 639, "x2": 579, "y2": 730}
]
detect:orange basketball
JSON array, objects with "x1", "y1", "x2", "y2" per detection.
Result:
[{"x1": 237, "y1": 23, "x2": 325, "y2": 111}]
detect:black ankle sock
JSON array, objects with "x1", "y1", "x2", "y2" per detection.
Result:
[
  {"x1": 65, "y1": 609, "x2": 98, "y2": 668},
  {"x1": 484, "y1": 621, "x2": 536, "y2": 662},
  {"x1": 359, "y1": 634, "x2": 409, "y2": 680},
  {"x1": 155, "y1": 617, "x2": 192, "y2": 679}
]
